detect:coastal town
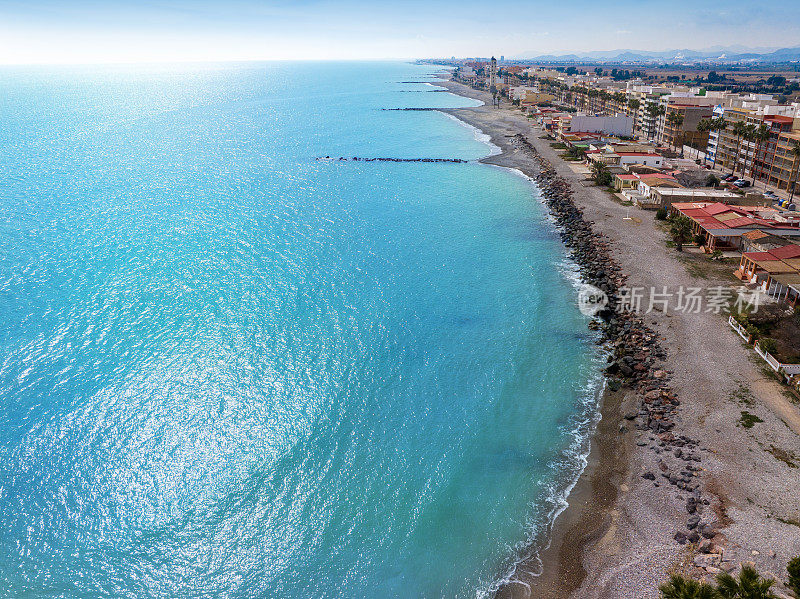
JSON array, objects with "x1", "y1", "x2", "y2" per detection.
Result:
[
  {"x1": 432, "y1": 59, "x2": 800, "y2": 599},
  {"x1": 445, "y1": 57, "x2": 800, "y2": 386}
]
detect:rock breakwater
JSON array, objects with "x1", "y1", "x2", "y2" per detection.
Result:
[{"x1": 512, "y1": 133, "x2": 720, "y2": 559}]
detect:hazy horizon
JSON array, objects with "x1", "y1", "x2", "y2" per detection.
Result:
[{"x1": 1, "y1": 0, "x2": 798, "y2": 65}]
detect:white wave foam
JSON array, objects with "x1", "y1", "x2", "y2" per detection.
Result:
[
  {"x1": 465, "y1": 167, "x2": 610, "y2": 599},
  {"x1": 440, "y1": 112, "x2": 501, "y2": 157}
]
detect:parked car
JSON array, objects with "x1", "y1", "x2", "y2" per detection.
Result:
[
  {"x1": 734, "y1": 180, "x2": 751, "y2": 188},
  {"x1": 724, "y1": 174, "x2": 738, "y2": 182},
  {"x1": 763, "y1": 191, "x2": 777, "y2": 198}
]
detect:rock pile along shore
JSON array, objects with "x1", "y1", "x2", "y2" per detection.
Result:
[{"x1": 513, "y1": 134, "x2": 724, "y2": 563}]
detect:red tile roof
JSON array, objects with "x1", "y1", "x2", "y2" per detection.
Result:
[
  {"x1": 704, "y1": 203, "x2": 740, "y2": 216},
  {"x1": 675, "y1": 202, "x2": 799, "y2": 234},
  {"x1": 725, "y1": 216, "x2": 758, "y2": 228},
  {"x1": 743, "y1": 251, "x2": 780, "y2": 261},
  {"x1": 771, "y1": 244, "x2": 800, "y2": 259}
]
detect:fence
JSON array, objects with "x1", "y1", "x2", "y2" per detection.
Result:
[
  {"x1": 728, "y1": 316, "x2": 751, "y2": 343},
  {"x1": 730, "y1": 316, "x2": 800, "y2": 382}
]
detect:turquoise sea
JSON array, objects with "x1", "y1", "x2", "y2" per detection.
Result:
[{"x1": 0, "y1": 61, "x2": 602, "y2": 598}]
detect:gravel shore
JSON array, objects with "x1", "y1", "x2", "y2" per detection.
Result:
[{"x1": 434, "y1": 78, "x2": 800, "y2": 599}]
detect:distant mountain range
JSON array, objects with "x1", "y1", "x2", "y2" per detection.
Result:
[{"x1": 512, "y1": 45, "x2": 800, "y2": 64}]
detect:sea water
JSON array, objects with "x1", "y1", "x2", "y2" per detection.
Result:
[{"x1": 0, "y1": 61, "x2": 602, "y2": 598}]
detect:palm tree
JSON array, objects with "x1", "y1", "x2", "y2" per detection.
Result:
[
  {"x1": 749, "y1": 123, "x2": 771, "y2": 186},
  {"x1": 599, "y1": 90, "x2": 611, "y2": 114},
  {"x1": 709, "y1": 116, "x2": 728, "y2": 170},
  {"x1": 741, "y1": 123, "x2": 757, "y2": 182},
  {"x1": 613, "y1": 91, "x2": 626, "y2": 111},
  {"x1": 697, "y1": 118, "x2": 712, "y2": 164},
  {"x1": 628, "y1": 98, "x2": 641, "y2": 134},
  {"x1": 789, "y1": 140, "x2": 800, "y2": 202},
  {"x1": 666, "y1": 112, "x2": 685, "y2": 153},
  {"x1": 731, "y1": 120, "x2": 749, "y2": 176},
  {"x1": 716, "y1": 564, "x2": 777, "y2": 599},
  {"x1": 669, "y1": 215, "x2": 694, "y2": 252},
  {"x1": 659, "y1": 574, "x2": 718, "y2": 599},
  {"x1": 646, "y1": 103, "x2": 666, "y2": 142}
]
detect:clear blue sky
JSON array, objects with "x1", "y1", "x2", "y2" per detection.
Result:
[{"x1": 0, "y1": 0, "x2": 798, "y2": 64}]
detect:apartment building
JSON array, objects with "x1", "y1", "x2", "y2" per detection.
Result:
[
  {"x1": 707, "y1": 100, "x2": 800, "y2": 196},
  {"x1": 767, "y1": 130, "x2": 800, "y2": 196},
  {"x1": 662, "y1": 103, "x2": 714, "y2": 149}
]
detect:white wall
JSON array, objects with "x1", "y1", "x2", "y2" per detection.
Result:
[
  {"x1": 619, "y1": 155, "x2": 663, "y2": 167},
  {"x1": 568, "y1": 115, "x2": 633, "y2": 137}
]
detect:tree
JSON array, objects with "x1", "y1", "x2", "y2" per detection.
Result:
[
  {"x1": 628, "y1": 98, "x2": 641, "y2": 133},
  {"x1": 599, "y1": 90, "x2": 612, "y2": 114},
  {"x1": 732, "y1": 120, "x2": 749, "y2": 176},
  {"x1": 716, "y1": 564, "x2": 777, "y2": 599},
  {"x1": 591, "y1": 161, "x2": 613, "y2": 186},
  {"x1": 657, "y1": 557, "x2": 800, "y2": 599},
  {"x1": 749, "y1": 123, "x2": 770, "y2": 186},
  {"x1": 669, "y1": 215, "x2": 693, "y2": 251},
  {"x1": 788, "y1": 556, "x2": 800, "y2": 598},
  {"x1": 709, "y1": 117, "x2": 728, "y2": 170},
  {"x1": 646, "y1": 103, "x2": 667, "y2": 142},
  {"x1": 741, "y1": 123, "x2": 757, "y2": 183},
  {"x1": 666, "y1": 111, "x2": 685, "y2": 153},
  {"x1": 697, "y1": 118, "x2": 713, "y2": 163},
  {"x1": 659, "y1": 574, "x2": 718, "y2": 599},
  {"x1": 789, "y1": 140, "x2": 800, "y2": 202}
]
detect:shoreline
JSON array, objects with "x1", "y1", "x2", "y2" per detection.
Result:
[
  {"x1": 433, "y1": 80, "x2": 647, "y2": 598},
  {"x1": 433, "y1": 77, "x2": 800, "y2": 598}
]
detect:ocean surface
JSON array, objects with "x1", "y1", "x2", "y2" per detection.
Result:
[{"x1": 0, "y1": 61, "x2": 602, "y2": 598}]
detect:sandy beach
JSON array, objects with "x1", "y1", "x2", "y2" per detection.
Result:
[{"x1": 435, "y1": 77, "x2": 800, "y2": 598}]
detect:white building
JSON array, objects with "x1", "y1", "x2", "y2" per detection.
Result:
[{"x1": 566, "y1": 114, "x2": 634, "y2": 137}]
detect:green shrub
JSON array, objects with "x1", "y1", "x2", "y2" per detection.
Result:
[
  {"x1": 788, "y1": 556, "x2": 800, "y2": 597},
  {"x1": 659, "y1": 574, "x2": 718, "y2": 598},
  {"x1": 760, "y1": 338, "x2": 778, "y2": 355},
  {"x1": 657, "y1": 556, "x2": 800, "y2": 598},
  {"x1": 745, "y1": 323, "x2": 760, "y2": 340},
  {"x1": 656, "y1": 207, "x2": 668, "y2": 220},
  {"x1": 739, "y1": 410, "x2": 764, "y2": 428},
  {"x1": 716, "y1": 564, "x2": 776, "y2": 598}
]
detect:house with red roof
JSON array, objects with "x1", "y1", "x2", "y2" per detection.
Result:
[
  {"x1": 736, "y1": 242, "x2": 800, "y2": 306},
  {"x1": 671, "y1": 202, "x2": 800, "y2": 252}
]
